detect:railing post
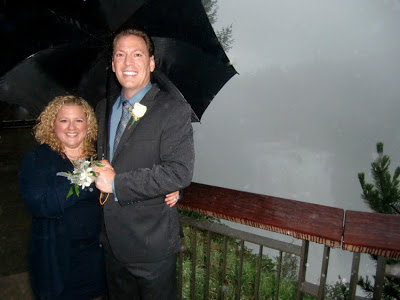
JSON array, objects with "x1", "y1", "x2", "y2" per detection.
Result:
[
  {"x1": 274, "y1": 251, "x2": 283, "y2": 300},
  {"x1": 177, "y1": 248, "x2": 183, "y2": 300},
  {"x1": 348, "y1": 252, "x2": 360, "y2": 299},
  {"x1": 219, "y1": 236, "x2": 228, "y2": 300},
  {"x1": 317, "y1": 246, "x2": 330, "y2": 299},
  {"x1": 255, "y1": 245, "x2": 263, "y2": 300},
  {"x1": 191, "y1": 227, "x2": 197, "y2": 299},
  {"x1": 373, "y1": 256, "x2": 386, "y2": 300},
  {"x1": 204, "y1": 231, "x2": 212, "y2": 300},
  {"x1": 297, "y1": 240, "x2": 310, "y2": 300},
  {"x1": 235, "y1": 240, "x2": 245, "y2": 300}
]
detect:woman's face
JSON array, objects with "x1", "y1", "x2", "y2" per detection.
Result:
[{"x1": 54, "y1": 105, "x2": 88, "y2": 153}]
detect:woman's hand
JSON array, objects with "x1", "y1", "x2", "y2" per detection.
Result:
[
  {"x1": 165, "y1": 191, "x2": 180, "y2": 207},
  {"x1": 94, "y1": 160, "x2": 115, "y2": 193}
]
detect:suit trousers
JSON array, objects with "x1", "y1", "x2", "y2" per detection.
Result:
[{"x1": 104, "y1": 245, "x2": 177, "y2": 300}]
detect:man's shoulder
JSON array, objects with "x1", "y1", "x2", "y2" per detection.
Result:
[
  {"x1": 154, "y1": 88, "x2": 191, "y2": 112},
  {"x1": 95, "y1": 98, "x2": 107, "y2": 112}
]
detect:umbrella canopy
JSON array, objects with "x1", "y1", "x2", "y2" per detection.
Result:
[{"x1": 0, "y1": 0, "x2": 237, "y2": 121}]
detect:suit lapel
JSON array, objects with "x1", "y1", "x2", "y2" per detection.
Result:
[{"x1": 112, "y1": 84, "x2": 161, "y2": 162}]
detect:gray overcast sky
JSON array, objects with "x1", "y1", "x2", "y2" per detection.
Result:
[
  {"x1": 215, "y1": 0, "x2": 400, "y2": 72},
  {"x1": 192, "y1": 0, "x2": 400, "y2": 285},
  {"x1": 194, "y1": 0, "x2": 400, "y2": 209}
]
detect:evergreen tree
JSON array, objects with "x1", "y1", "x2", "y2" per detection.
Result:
[
  {"x1": 358, "y1": 142, "x2": 400, "y2": 215},
  {"x1": 202, "y1": 0, "x2": 234, "y2": 52},
  {"x1": 357, "y1": 142, "x2": 400, "y2": 299}
]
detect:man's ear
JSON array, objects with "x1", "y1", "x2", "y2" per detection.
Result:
[
  {"x1": 150, "y1": 56, "x2": 155, "y2": 72},
  {"x1": 112, "y1": 60, "x2": 116, "y2": 73}
]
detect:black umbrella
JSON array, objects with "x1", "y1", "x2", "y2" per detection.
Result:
[{"x1": 0, "y1": 0, "x2": 237, "y2": 121}]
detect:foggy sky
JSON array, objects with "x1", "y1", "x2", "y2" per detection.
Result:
[
  {"x1": 192, "y1": 0, "x2": 400, "y2": 285},
  {"x1": 194, "y1": 0, "x2": 400, "y2": 210}
]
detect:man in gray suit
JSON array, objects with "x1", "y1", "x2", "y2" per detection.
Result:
[{"x1": 95, "y1": 27, "x2": 194, "y2": 299}]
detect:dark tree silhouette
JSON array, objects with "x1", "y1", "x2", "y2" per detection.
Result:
[
  {"x1": 358, "y1": 142, "x2": 400, "y2": 215},
  {"x1": 202, "y1": 0, "x2": 234, "y2": 52},
  {"x1": 358, "y1": 142, "x2": 400, "y2": 299}
]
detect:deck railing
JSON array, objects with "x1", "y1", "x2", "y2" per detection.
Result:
[{"x1": 177, "y1": 182, "x2": 400, "y2": 299}]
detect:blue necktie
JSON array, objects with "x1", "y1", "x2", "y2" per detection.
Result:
[{"x1": 113, "y1": 100, "x2": 131, "y2": 155}]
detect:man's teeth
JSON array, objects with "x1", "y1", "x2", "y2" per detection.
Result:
[{"x1": 123, "y1": 71, "x2": 137, "y2": 75}]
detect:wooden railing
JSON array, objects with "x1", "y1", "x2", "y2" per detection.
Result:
[{"x1": 178, "y1": 182, "x2": 400, "y2": 299}]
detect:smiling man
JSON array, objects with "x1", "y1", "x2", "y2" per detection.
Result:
[
  {"x1": 94, "y1": 28, "x2": 195, "y2": 299},
  {"x1": 112, "y1": 34, "x2": 155, "y2": 99}
]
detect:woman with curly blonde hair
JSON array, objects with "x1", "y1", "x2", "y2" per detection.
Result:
[
  {"x1": 19, "y1": 95, "x2": 107, "y2": 300},
  {"x1": 34, "y1": 95, "x2": 98, "y2": 160}
]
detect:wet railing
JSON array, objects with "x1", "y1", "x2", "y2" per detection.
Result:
[{"x1": 177, "y1": 182, "x2": 400, "y2": 300}]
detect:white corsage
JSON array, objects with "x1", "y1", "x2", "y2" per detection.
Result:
[
  {"x1": 57, "y1": 158, "x2": 103, "y2": 198},
  {"x1": 128, "y1": 102, "x2": 147, "y2": 128}
]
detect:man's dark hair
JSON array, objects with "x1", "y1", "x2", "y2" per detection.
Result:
[{"x1": 112, "y1": 27, "x2": 155, "y2": 57}]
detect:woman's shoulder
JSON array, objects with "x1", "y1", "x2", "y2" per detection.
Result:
[
  {"x1": 19, "y1": 144, "x2": 65, "y2": 180},
  {"x1": 25, "y1": 143, "x2": 51, "y2": 155},
  {"x1": 22, "y1": 144, "x2": 60, "y2": 164}
]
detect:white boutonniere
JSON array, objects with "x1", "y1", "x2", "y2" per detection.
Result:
[
  {"x1": 128, "y1": 102, "x2": 147, "y2": 128},
  {"x1": 57, "y1": 158, "x2": 103, "y2": 199}
]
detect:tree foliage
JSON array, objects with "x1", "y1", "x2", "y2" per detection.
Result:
[
  {"x1": 358, "y1": 142, "x2": 400, "y2": 215},
  {"x1": 357, "y1": 142, "x2": 400, "y2": 299},
  {"x1": 202, "y1": 0, "x2": 234, "y2": 52},
  {"x1": 216, "y1": 24, "x2": 233, "y2": 52},
  {"x1": 324, "y1": 276, "x2": 350, "y2": 300},
  {"x1": 202, "y1": 0, "x2": 218, "y2": 24}
]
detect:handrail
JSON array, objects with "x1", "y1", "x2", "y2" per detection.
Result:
[
  {"x1": 343, "y1": 210, "x2": 400, "y2": 259},
  {"x1": 180, "y1": 182, "x2": 400, "y2": 259},
  {"x1": 180, "y1": 182, "x2": 344, "y2": 248}
]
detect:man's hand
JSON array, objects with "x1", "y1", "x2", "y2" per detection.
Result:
[
  {"x1": 165, "y1": 191, "x2": 180, "y2": 207},
  {"x1": 94, "y1": 160, "x2": 115, "y2": 193}
]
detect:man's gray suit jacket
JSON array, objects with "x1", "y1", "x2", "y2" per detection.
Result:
[{"x1": 96, "y1": 84, "x2": 194, "y2": 263}]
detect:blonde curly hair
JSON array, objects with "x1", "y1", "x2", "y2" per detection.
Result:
[{"x1": 34, "y1": 95, "x2": 98, "y2": 159}]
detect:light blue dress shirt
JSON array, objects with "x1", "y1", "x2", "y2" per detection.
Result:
[{"x1": 110, "y1": 82, "x2": 152, "y2": 201}]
